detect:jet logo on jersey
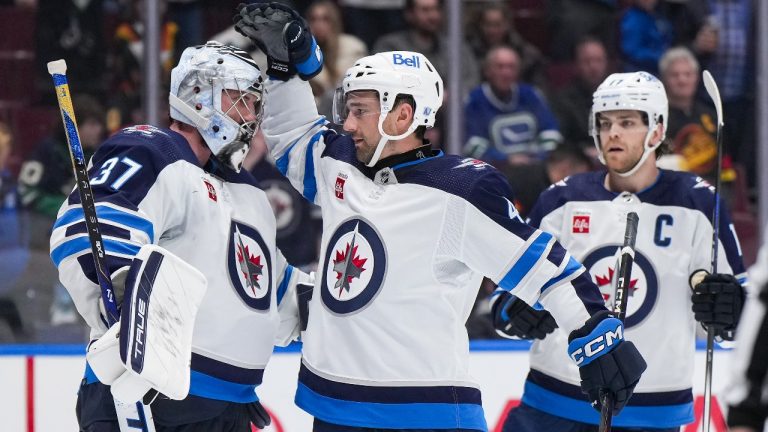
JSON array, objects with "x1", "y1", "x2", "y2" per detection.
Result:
[
  {"x1": 321, "y1": 218, "x2": 387, "y2": 315},
  {"x1": 582, "y1": 245, "x2": 658, "y2": 328},
  {"x1": 454, "y1": 158, "x2": 490, "y2": 171},
  {"x1": 227, "y1": 221, "x2": 272, "y2": 310},
  {"x1": 203, "y1": 179, "x2": 217, "y2": 202}
]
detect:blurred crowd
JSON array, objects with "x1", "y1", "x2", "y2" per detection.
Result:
[{"x1": 0, "y1": 0, "x2": 758, "y2": 342}]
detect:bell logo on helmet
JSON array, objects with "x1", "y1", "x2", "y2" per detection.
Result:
[{"x1": 392, "y1": 53, "x2": 420, "y2": 68}]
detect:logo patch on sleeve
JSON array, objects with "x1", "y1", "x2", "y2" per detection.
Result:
[
  {"x1": 203, "y1": 179, "x2": 217, "y2": 202},
  {"x1": 572, "y1": 214, "x2": 590, "y2": 233}
]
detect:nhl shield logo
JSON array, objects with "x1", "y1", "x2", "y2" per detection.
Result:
[
  {"x1": 321, "y1": 217, "x2": 387, "y2": 315},
  {"x1": 227, "y1": 221, "x2": 272, "y2": 310},
  {"x1": 582, "y1": 245, "x2": 658, "y2": 328}
]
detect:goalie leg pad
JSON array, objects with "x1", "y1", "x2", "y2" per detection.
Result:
[{"x1": 118, "y1": 244, "x2": 207, "y2": 401}]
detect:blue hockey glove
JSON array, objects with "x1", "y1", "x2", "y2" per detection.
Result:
[
  {"x1": 246, "y1": 400, "x2": 271, "y2": 429},
  {"x1": 492, "y1": 291, "x2": 558, "y2": 340},
  {"x1": 568, "y1": 310, "x2": 647, "y2": 415},
  {"x1": 691, "y1": 272, "x2": 745, "y2": 340},
  {"x1": 234, "y1": 2, "x2": 323, "y2": 81}
]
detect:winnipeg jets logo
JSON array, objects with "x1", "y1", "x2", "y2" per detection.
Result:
[
  {"x1": 332, "y1": 223, "x2": 368, "y2": 297},
  {"x1": 321, "y1": 218, "x2": 387, "y2": 314},
  {"x1": 236, "y1": 232, "x2": 263, "y2": 295},
  {"x1": 123, "y1": 125, "x2": 166, "y2": 137},
  {"x1": 582, "y1": 245, "x2": 658, "y2": 328},
  {"x1": 228, "y1": 221, "x2": 272, "y2": 310}
]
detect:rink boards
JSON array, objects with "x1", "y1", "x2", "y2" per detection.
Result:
[{"x1": 0, "y1": 341, "x2": 731, "y2": 432}]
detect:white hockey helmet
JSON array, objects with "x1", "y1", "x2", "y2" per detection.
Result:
[
  {"x1": 169, "y1": 41, "x2": 264, "y2": 172},
  {"x1": 589, "y1": 71, "x2": 668, "y2": 177},
  {"x1": 332, "y1": 51, "x2": 444, "y2": 167}
]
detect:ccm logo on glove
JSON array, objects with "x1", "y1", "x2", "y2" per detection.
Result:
[{"x1": 568, "y1": 317, "x2": 623, "y2": 366}]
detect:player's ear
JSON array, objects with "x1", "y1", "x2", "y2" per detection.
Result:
[{"x1": 396, "y1": 101, "x2": 414, "y2": 132}]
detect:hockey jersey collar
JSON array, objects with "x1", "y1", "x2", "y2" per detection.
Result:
[{"x1": 371, "y1": 142, "x2": 441, "y2": 172}]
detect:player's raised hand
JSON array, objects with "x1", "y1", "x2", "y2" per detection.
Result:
[
  {"x1": 234, "y1": 2, "x2": 323, "y2": 81},
  {"x1": 568, "y1": 310, "x2": 647, "y2": 415},
  {"x1": 492, "y1": 291, "x2": 558, "y2": 340}
]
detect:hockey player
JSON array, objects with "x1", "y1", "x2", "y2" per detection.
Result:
[
  {"x1": 725, "y1": 237, "x2": 768, "y2": 431},
  {"x1": 49, "y1": 42, "x2": 308, "y2": 431},
  {"x1": 234, "y1": 4, "x2": 647, "y2": 431},
  {"x1": 498, "y1": 71, "x2": 747, "y2": 431}
]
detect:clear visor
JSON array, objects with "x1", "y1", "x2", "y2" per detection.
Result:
[{"x1": 331, "y1": 87, "x2": 382, "y2": 125}]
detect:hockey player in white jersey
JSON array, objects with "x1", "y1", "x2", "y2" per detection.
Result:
[
  {"x1": 498, "y1": 71, "x2": 747, "y2": 431},
  {"x1": 234, "y1": 4, "x2": 647, "y2": 431},
  {"x1": 50, "y1": 42, "x2": 309, "y2": 431}
]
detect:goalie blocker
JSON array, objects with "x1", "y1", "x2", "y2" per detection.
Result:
[{"x1": 88, "y1": 244, "x2": 207, "y2": 403}]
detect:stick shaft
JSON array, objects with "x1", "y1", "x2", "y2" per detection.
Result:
[{"x1": 599, "y1": 212, "x2": 639, "y2": 432}]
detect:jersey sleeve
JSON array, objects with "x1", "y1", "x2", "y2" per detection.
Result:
[
  {"x1": 273, "y1": 248, "x2": 313, "y2": 347},
  {"x1": 261, "y1": 77, "x2": 334, "y2": 205},
  {"x1": 458, "y1": 171, "x2": 605, "y2": 332},
  {"x1": 49, "y1": 136, "x2": 179, "y2": 336}
]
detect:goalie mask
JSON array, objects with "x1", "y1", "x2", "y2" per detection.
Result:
[
  {"x1": 169, "y1": 41, "x2": 264, "y2": 172},
  {"x1": 589, "y1": 71, "x2": 668, "y2": 177},
  {"x1": 332, "y1": 51, "x2": 444, "y2": 167}
]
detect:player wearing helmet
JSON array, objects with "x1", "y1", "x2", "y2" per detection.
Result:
[
  {"x1": 50, "y1": 41, "x2": 311, "y2": 431},
  {"x1": 497, "y1": 72, "x2": 747, "y2": 431},
  {"x1": 235, "y1": 4, "x2": 648, "y2": 431}
]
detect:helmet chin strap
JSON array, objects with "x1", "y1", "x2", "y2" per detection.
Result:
[
  {"x1": 364, "y1": 113, "x2": 418, "y2": 167},
  {"x1": 614, "y1": 128, "x2": 661, "y2": 178}
]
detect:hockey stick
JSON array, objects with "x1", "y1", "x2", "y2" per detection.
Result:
[
  {"x1": 699, "y1": 69, "x2": 725, "y2": 432},
  {"x1": 47, "y1": 60, "x2": 156, "y2": 432},
  {"x1": 598, "y1": 212, "x2": 639, "y2": 432}
]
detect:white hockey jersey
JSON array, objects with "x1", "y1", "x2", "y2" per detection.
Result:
[
  {"x1": 522, "y1": 170, "x2": 747, "y2": 428},
  {"x1": 50, "y1": 126, "x2": 304, "y2": 403},
  {"x1": 261, "y1": 78, "x2": 608, "y2": 430}
]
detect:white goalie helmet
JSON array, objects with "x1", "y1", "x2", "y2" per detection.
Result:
[
  {"x1": 169, "y1": 41, "x2": 264, "y2": 172},
  {"x1": 332, "y1": 51, "x2": 444, "y2": 167},
  {"x1": 589, "y1": 71, "x2": 668, "y2": 177}
]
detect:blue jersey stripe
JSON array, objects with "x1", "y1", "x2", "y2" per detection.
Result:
[
  {"x1": 188, "y1": 370, "x2": 259, "y2": 403},
  {"x1": 51, "y1": 237, "x2": 141, "y2": 267},
  {"x1": 276, "y1": 265, "x2": 294, "y2": 305},
  {"x1": 54, "y1": 206, "x2": 154, "y2": 243},
  {"x1": 522, "y1": 381, "x2": 693, "y2": 428},
  {"x1": 498, "y1": 231, "x2": 553, "y2": 292},
  {"x1": 295, "y1": 383, "x2": 488, "y2": 430},
  {"x1": 541, "y1": 256, "x2": 583, "y2": 292},
  {"x1": 303, "y1": 131, "x2": 322, "y2": 203},
  {"x1": 275, "y1": 142, "x2": 296, "y2": 176}
]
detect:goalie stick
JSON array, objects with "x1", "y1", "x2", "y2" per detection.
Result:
[
  {"x1": 47, "y1": 59, "x2": 156, "y2": 432},
  {"x1": 599, "y1": 212, "x2": 639, "y2": 432}
]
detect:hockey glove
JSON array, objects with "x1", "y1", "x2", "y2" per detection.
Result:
[
  {"x1": 691, "y1": 271, "x2": 745, "y2": 339},
  {"x1": 568, "y1": 310, "x2": 647, "y2": 415},
  {"x1": 491, "y1": 291, "x2": 558, "y2": 340},
  {"x1": 234, "y1": 2, "x2": 323, "y2": 81},
  {"x1": 247, "y1": 401, "x2": 271, "y2": 429}
]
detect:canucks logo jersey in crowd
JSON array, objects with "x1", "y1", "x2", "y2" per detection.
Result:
[
  {"x1": 523, "y1": 170, "x2": 747, "y2": 428},
  {"x1": 261, "y1": 77, "x2": 607, "y2": 430},
  {"x1": 49, "y1": 125, "x2": 303, "y2": 403}
]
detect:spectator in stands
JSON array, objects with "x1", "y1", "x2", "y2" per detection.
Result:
[
  {"x1": 620, "y1": 0, "x2": 673, "y2": 75},
  {"x1": 464, "y1": 46, "x2": 561, "y2": 165},
  {"x1": 18, "y1": 95, "x2": 105, "y2": 220},
  {"x1": 0, "y1": 121, "x2": 26, "y2": 341},
  {"x1": 306, "y1": 0, "x2": 367, "y2": 99},
  {"x1": 466, "y1": 1, "x2": 545, "y2": 88},
  {"x1": 552, "y1": 37, "x2": 610, "y2": 155},
  {"x1": 373, "y1": 0, "x2": 479, "y2": 97},
  {"x1": 338, "y1": 0, "x2": 406, "y2": 51},
  {"x1": 547, "y1": 0, "x2": 618, "y2": 62},
  {"x1": 658, "y1": 47, "x2": 728, "y2": 177},
  {"x1": 34, "y1": 0, "x2": 107, "y2": 101}
]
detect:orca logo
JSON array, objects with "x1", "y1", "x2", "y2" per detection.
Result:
[
  {"x1": 321, "y1": 218, "x2": 387, "y2": 315},
  {"x1": 228, "y1": 221, "x2": 273, "y2": 310},
  {"x1": 582, "y1": 245, "x2": 658, "y2": 328}
]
